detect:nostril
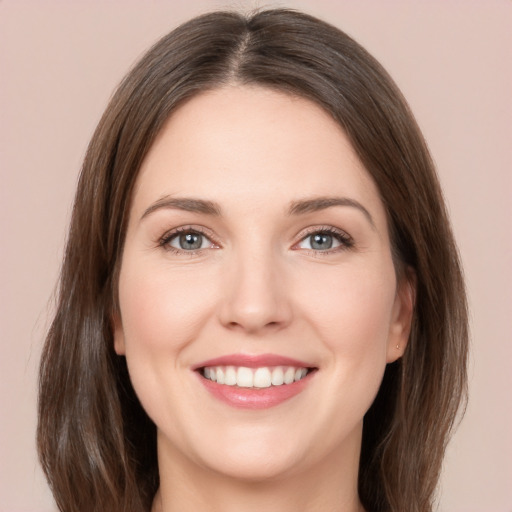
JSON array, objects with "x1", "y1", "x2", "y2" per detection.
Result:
[{"x1": 225, "y1": 319, "x2": 284, "y2": 333}]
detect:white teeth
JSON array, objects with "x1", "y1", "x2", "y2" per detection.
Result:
[
  {"x1": 224, "y1": 366, "x2": 237, "y2": 385},
  {"x1": 202, "y1": 365, "x2": 310, "y2": 388},
  {"x1": 295, "y1": 368, "x2": 308, "y2": 382},
  {"x1": 253, "y1": 367, "x2": 272, "y2": 388},
  {"x1": 271, "y1": 367, "x2": 284, "y2": 386},
  {"x1": 237, "y1": 367, "x2": 253, "y2": 387},
  {"x1": 205, "y1": 367, "x2": 216, "y2": 381},
  {"x1": 284, "y1": 367, "x2": 295, "y2": 385}
]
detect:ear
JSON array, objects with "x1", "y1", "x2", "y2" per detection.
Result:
[
  {"x1": 386, "y1": 269, "x2": 416, "y2": 363},
  {"x1": 112, "y1": 312, "x2": 126, "y2": 356}
]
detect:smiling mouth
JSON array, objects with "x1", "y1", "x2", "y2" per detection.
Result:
[
  {"x1": 193, "y1": 354, "x2": 318, "y2": 408},
  {"x1": 199, "y1": 365, "x2": 315, "y2": 389}
]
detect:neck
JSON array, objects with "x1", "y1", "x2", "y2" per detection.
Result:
[{"x1": 152, "y1": 427, "x2": 365, "y2": 512}]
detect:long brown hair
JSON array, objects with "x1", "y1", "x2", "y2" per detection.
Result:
[{"x1": 37, "y1": 9, "x2": 468, "y2": 512}]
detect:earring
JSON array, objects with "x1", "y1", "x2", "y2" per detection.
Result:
[{"x1": 396, "y1": 344, "x2": 400, "y2": 350}]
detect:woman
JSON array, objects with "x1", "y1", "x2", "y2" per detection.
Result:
[{"x1": 37, "y1": 8, "x2": 468, "y2": 512}]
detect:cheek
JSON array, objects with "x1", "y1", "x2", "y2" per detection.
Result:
[
  {"x1": 118, "y1": 261, "x2": 215, "y2": 355},
  {"x1": 296, "y1": 259, "x2": 396, "y2": 364},
  {"x1": 116, "y1": 260, "x2": 219, "y2": 426}
]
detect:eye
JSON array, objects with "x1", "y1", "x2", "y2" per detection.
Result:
[
  {"x1": 296, "y1": 227, "x2": 353, "y2": 252},
  {"x1": 170, "y1": 232, "x2": 209, "y2": 250},
  {"x1": 160, "y1": 227, "x2": 215, "y2": 253},
  {"x1": 299, "y1": 232, "x2": 341, "y2": 251}
]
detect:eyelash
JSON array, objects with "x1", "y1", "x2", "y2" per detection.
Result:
[
  {"x1": 158, "y1": 225, "x2": 218, "y2": 256},
  {"x1": 294, "y1": 225, "x2": 355, "y2": 255},
  {"x1": 157, "y1": 225, "x2": 354, "y2": 256}
]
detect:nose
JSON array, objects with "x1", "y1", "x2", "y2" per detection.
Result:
[{"x1": 218, "y1": 249, "x2": 293, "y2": 334}]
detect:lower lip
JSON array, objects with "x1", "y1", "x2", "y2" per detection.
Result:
[{"x1": 196, "y1": 372, "x2": 315, "y2": 409}]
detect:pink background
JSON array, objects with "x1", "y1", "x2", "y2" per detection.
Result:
[{"x1": 1, "y1": 1, "x2": 511, "y2": 510}]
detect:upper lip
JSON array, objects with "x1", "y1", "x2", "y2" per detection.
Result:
[{"x1": 192, "y1": 353, "x2": 316, "y2": 370}]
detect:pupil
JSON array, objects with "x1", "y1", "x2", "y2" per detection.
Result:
[
  {"x1": 311, "y1": 233, "x2": 332, "y2": 250},
  {"x1": 180, "y1": 233, "x2": 202, "y2": 250}
]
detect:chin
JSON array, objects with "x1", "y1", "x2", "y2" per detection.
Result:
[
  {"x1": 202, "y1": 449, "x2": 306, "y2": 483},
  {"x1": 162, "y1": 422, "x2": 311, "y2": 483}
]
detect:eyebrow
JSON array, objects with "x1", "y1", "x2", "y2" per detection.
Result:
[
  {"x1": 288, "y1": 196, "x2": 375, "y2": 227},
  {"x1": 141, "y1": 196, "x2": 222, "y2": 220},
  {"x1": 141, "y1": 195, "x2": 374, "y2": 227}
]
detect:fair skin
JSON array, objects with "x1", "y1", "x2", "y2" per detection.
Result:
[{"x1": 114, "y1": 85, "x2": 414, "y2": 512}]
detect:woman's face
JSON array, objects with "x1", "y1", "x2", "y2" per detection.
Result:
[{"x1": 114, "y1": 86, "x2": 413, "y2": 482}]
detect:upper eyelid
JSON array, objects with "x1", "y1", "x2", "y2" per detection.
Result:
[
  {"x1": 292, "y1": 225, "x2": 355, "y2": 252},
  {"x1": 157, "y1": 224, "x2": 353, "y2": 249},
  {"x1": 295, "y1": 225, "x2": 353, "y2": 241},
  {"x1": 158, "y1": 225, "x2": 219, "y2": 246}
]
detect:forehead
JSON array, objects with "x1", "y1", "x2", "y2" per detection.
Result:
[{"x1": 131, "y1": 85, "x2": 387, "y2": 227}]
